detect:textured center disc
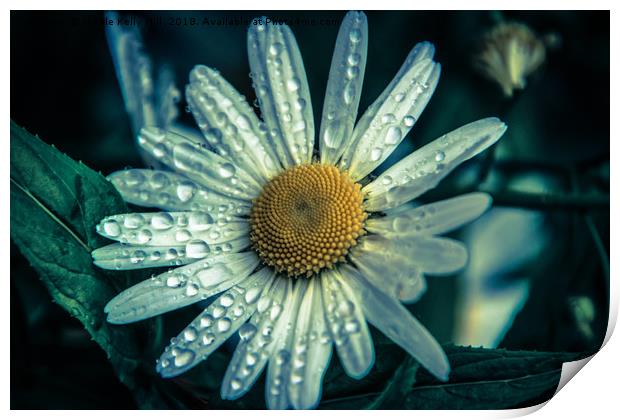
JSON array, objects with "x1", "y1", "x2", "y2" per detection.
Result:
[{"x1": 250, "y1": 163, "x2": 367, "y2": 278}]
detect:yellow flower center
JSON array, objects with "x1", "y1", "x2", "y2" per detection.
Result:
[{"x1": 250, "y1": 163, "x2": 367, "y2": 278}]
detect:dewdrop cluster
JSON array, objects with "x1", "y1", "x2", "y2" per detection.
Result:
[{"x1": 250, "y1": 164, "x2": 367, "y2": 277}]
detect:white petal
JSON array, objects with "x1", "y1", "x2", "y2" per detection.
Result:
[
  {"x1": 364, "y1": 118, "x2": 507, "y2": 211},
  {"x1": 92, "y1": 237, "x2": 248, "y2": 270},
  {"x1": 366, "y1": 193, "x2": 492, "y2": 237},
  {"x1": 340, "y1": 42, "x2": 440, "y2": 181},
  {"x1": 319, "y1": 11, "x2": 368, "y2": 165},
  {"x1": 321, "y1": 270, "x2": 374, "y2": 379},
  {"x1": 221, "y1": 277, "x2": 292, "y2": 400},
  {"x1": 156, "y1": 267, "x2": 275, "y2": 377},
  {"x1": 138, "y1": 127, "x2": 261, "y2": 200},
  {"x1": 341, "y1": 265, "x2": 450, "y2": 381},
  {"x1": 104, "y1": 252, "x2": 259, "y2": 324},
  {"x1": 104, "y1": 11, "x2": 157, "y2": 133},
  {"x1": 287, "y1": 279, "x2": 333, "y2": 410},
  {"x1": 353, "y1": 234, "x2": 468, "y2": 276},
  {"x1": 187, "y1": 66, "x2": 282, "y2": 181},
  {"x1": 108, "y1": 169, "x2": 250, "y2": 215},
  {"x1": 155, "y1": 66, "x2": 181, "y2": 128},
  {"x1": 96, "y1": 211, "x2": 248, "y2": 247},
  {"x1": 93, "y1": 243, "x2": 205, "y2": 270},
  {"x1": 349, "y1": 240, "x2": 427, "y2": 303},
  {"x1": 248, "y1": 19, "x2": 314, "y2": 167},
  {"x1": 265, "y1": 280, "x2": 307, "y2": 410}
]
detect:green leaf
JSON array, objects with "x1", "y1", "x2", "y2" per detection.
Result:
[
  {"x1": 9, "y1": 121, "x2": 166, "y2": 408},
  {"x1": 319, "y1": 345, "x2": 586, "y2": 409},
  {"x1": 366, "y1": 356, "x2": 419, "y2": 409}
]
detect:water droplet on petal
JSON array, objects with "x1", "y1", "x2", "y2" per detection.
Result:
[
  {"x1": 188, "y1": 212, "x2": 214, "y2": 230},
  {"x1": 349, "y1": 28, "x2": 362, "y2": 43},
  {"x1": 173, "y1": 349, "x2": 195, "y2": 367},
  {"x1": 176, "y1": 181, "x2": 196, "y2": 202},
  {"x1": 403, "y1": 115, "x2": 416, "y2": 127},
  {"x1": 244, "y1": 287, "x2": 262, "y2": 304},
  {"x1": 175, "y1": 229, "x2": 192, "y2": 243},
  {"x1": 102, "y1": 220, "x2": 121, "y2": 237},
  {"x1": 185, "y1": 283, "x2": 199, "y2": 297},
  {"x1": 370, "y1": 148, "x2": 383, "y2": 161},
  {"x1": 151, "y1": 213, "x2": 174, "y2": 230},
  {"x1": 435, "y1": 151, "x2": 445, "y2": 162},
  {"x1": 124, "y1": 214, "x2": 145, "y2": 229},
  {"x1": 184, "y1": 327, "x2": 198, "y2": 342},
  {"x1": 239, "y1": 323, "x2": 257, "y2": 341},
  {"x1": 200, "y1": 314, "x2": 214, "y2": 328},
  {"x1": 185, "y1": 240, "x2": 210, "y2": 258},
  {"x1": 217, "y1": 317, "x2": 232, "y2": 332},
  {"x1": 218, "y1": 163, "x2": 236, "y2": 179},
  {"x1": 385, "y1": 126, "x2": 402, "y2": 145},
  {"x1": 269, "y1": 42, "x2": 283, "y2": 56},
  {"x1": 136, "y1": 229, "x2": 153, "y2": 244},
  {"x1": 220, "y1": 293, "x2": 235, "y2": 307}
]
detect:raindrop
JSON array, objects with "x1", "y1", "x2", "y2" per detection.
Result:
[
  {"x1": 150, "y1": 172, "x2": 170, "y2": 189},
  {"x1": 212, "y1": 305, "x2": 226, "y2": 319},
  {"x1": 244, "y1": 287, "x2": 262, "y2": 304},
  {"x1": 239, "y1": 323, "x2": 257, "y2": 340},
  {"x1": 202, "y1": 332, "x2": 215, "y2": 346},
  {"x1": 200, "y1": 314, "x2": 214, "y2": 328},
  {"x1": 230, "y1": 379, "x2": 242, "y2": 391},
  {"x1": 385, "y1": 126, "x2": 402, "y2": 145},
  {"x1": 189, "y1": 212, "x2": 214, "y2": 230},
  {"x1": 268, "y1": 42, "x2": 283, "y2": 56},
  {"x1": 346, "y1": 66, "x2": 359, "y2": 80},
  {"x1": 349, "y1": 28, "x2": 362, "y2": 43},
  {"x1": 270, "y1": 304, "x2": 283, "y2": 321},
  {"x1": 370, "y1": 148, "x2": 383, "y2": 161},
  {"x1": 245, "y1": 352, "x2": 258, "y2": 366},
  {"x1": 344, "y1": 320, "x2": 360, "y2": 333},
  {"x1": 343, "y1": 82, "x2": 356, "y2": 105},
  {"x1": 220, "y1": 293, "x2": 235, "y2": 307},
  {"x1": 286, "y1": 77, "x2": 301, "y2": 92},
  {"x1": 173, "y1": 349, "x2": 195, "y2": 367},
  {"x1": 184, "y1": 327, "x2": 198, "y2": 342},
  {"x1": 124, "y1": 214, "x2": 145, "y2": 229},
  {"x1": 257, "y1": 296, "x2": 272, "y2": 313},
  {"x1": 124, "y1": 170, "x2": 145, "y2": 186},
  {"x1": 130, "y1": 250, "x2": 147, "y2": 264},
  {"x1": 136, "y1": 229, "x2": 153, "y2": 244},
  {"x1": 185, "y1": 283, "x2": 200, "y2": 297},
  {"x1": 185, "y1": 240, "x2": 210, "y2": 258},
  {"x1": 434, "y1": 151, "x2": 445, "y2": 162},
  {"x1": 295, "y1": 98, "x2": 306, "y2": 110},
  {"x1": 217, "y1": 317, "x2": 232, "y2": 332},
  {"x1": 218, "y1": 163, "x2": 236, "y2": 179},
  {"x1": 102, "y1": 220, "x2": 121, "y2": 237},
  {"x1": 175, "y1": 229, "x2": 192, "y2": 243},
  {"x1": 381, "y1": 113, "x2": 396, "y2": 124},
  {"x1": 403, "y1": 115, "x2": 416, "y2": 127},
  {"x1": 337, "y1": 300, "x2": 355, "y2": 317},
  {"x1": 347, "y1": 53, "x2": 361, "y2": 66},
  {"x1": 151, "y1": 213, "x2": 174, "y2": 230},
  {"x1": 166, "y1": 275, "x2": 183, "y2": 288}
]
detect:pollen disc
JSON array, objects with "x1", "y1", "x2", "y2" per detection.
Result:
[{"x1": 250, "y1": 163, "x2": 367, "y2": 278}]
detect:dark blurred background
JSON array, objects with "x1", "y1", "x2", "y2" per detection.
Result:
[{"x1": 11, "y1": 10, "x2": 609, "y2": 409}]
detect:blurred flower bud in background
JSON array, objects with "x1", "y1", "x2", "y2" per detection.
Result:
[{"x1": 474, "y1": 22, "x2": 558, "y2": 97}]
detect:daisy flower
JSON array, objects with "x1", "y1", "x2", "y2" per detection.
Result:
[{"x1": 93, "y1": 11, "x2": 507, "y2": 409}]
